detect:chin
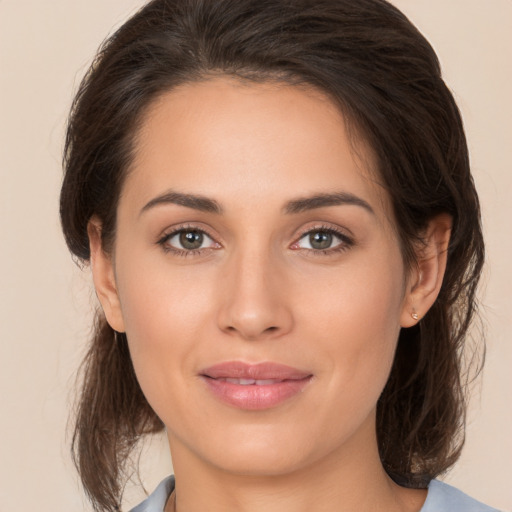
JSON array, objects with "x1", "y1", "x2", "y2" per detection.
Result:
[{"x1": 193, "y1": 422, "x2": 338, "y2": 477}]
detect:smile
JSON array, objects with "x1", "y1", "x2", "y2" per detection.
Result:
[
  {"x1": 216, "y1": 378, "x2": 285, "y2": 385},
  {"x1": 200, "y1": 361, "x2": 313, "y2": 410}
]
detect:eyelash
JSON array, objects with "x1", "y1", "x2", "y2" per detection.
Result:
[
  {"x1": 292, "y1": 224, "x2": 354, "y2": 256},
  {"x1": 157, "y1": 224, "x2": 219, "y2": 257},
  {"x1": 157, "y1": 223, "x2": 354, "y2": 257}
]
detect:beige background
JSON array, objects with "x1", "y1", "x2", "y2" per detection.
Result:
[{"x1": 0, "y1": 0, "x2": 510, "y2": 510}]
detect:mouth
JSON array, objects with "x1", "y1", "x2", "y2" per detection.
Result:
[
  {"x1": 200, "y1": 361, "x2": 313, "y2": 410},
  {"x1": 213, "y1": 378, "x2": 290, "y2": 385}
]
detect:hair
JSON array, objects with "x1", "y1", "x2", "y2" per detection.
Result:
[{"x1": 60, "y1": 0, "x2": 484, "y2": 510}]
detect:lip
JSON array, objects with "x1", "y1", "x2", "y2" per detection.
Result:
[{"x1": 200, "y1": 361, "x2": 313, "y2": 410}]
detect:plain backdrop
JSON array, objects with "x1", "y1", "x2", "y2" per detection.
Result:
[{"x1": 0, "y1": 1, "x2": 510, "y2": 510}]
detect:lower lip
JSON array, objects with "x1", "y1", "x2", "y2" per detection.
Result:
[{"x1": 201, "y1": 376, "x2": 312, "y2": 410}]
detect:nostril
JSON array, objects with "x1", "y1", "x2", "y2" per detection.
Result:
[{"x1": 217, "y1": 294, "x2": 294, "y2": 340}]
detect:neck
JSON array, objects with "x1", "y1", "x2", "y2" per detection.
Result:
[{"x1": 166, "y1": 419, "x2": 427, "y2": 512}]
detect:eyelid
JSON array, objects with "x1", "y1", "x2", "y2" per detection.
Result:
[
  {"x1": 157, "y1": 223, "x2": 222, "y2": 254},
  {"x1": 156, "y1": 222, "x2": 354, "y2": 257},
  {"x1": 290, "y1": 223, "x2": 355, "y2": 252}
]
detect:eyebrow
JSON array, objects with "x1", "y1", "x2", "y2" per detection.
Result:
[
  {"x1": 140, "y1": 191, "x2": 223, "y2": 216},
  {"x1": 284, "y1": 192, "x2": 374, "y2": 215},
  {"x1": 139, "y1": 189, "x2": 374, "y2": 217}
]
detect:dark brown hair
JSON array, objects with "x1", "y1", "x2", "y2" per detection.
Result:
[{"x1": 60, "y1": 0, "x2": 484, "y2": 510}]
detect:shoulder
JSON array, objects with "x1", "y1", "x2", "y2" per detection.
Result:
[
  {"x1": 129, "y1": 476, "x2": 175, "y2": 512},
  {"x1": 422, "y1": 480, "x2": 502, "y2": 512}
]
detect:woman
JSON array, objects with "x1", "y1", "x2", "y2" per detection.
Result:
[{"x1": 59, "y1": 0, "x2": 496, "y2": 511}]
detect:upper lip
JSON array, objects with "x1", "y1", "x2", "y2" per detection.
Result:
[{"x1": 200, "y1": 361, "x2": 311, "y2": 381}]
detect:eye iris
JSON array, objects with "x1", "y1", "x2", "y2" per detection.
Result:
[
  {"x1": 179, "y1": 230, "x2": 203, "y2": 250},
  {"x1": 309, "y1": 231, "x2": 332, "y2": 250}
]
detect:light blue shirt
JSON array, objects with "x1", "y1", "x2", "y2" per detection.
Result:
[{"x1": 129, "y1": 476, "x2": 502, "y2": 512}]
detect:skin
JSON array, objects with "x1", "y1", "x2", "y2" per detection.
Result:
[{"x1": 89, "y1": 77, "x2": 451, "y2": 512}]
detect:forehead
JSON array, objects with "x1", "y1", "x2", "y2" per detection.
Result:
[{"x1": 124, "y1": 76, "x2": 390, "y2": 221}]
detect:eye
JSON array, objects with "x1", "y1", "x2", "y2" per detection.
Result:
[
  {"x1": 302, "y1": 231, "x2": 336, "y2": 250},
  {"x1": 159, "y1": 227, "x2": 219, "y2": 254},
  {"x1": 292, "y1": 227, "x2": 353, "y2": 253}
]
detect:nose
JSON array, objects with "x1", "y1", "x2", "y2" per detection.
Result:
[{"x1": 216, "y1": 249, "x2": 294, "y2": 341}]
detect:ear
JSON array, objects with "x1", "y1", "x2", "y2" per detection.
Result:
[
  {"x1": 87, "y1": 217, "x2": 126, "y2": 333},
  {"x1": 400, "y1": 213, "x2": 452, "y2": 328}
]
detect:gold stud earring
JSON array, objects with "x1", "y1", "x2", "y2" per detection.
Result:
[{"x1": 411, "y1": 311, "x2": 419, "y2": 321}]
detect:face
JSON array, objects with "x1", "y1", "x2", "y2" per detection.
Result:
[{"x1": 94, "y1": 77, "x2": 420, "y2": 477}]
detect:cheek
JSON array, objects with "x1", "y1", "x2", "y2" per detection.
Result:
[
  {"x1": 299, "y1": 246, "x2": 405, "y2": 334},
  {"x1": 116, "y1": 238, "x2": 216, "y2": 333},
  {"x1": 298, "y1": 249, "x2": 405, "y2": 405},
  {"x1": 114, "y1": 252, "x2": 218, "y2": 400}
]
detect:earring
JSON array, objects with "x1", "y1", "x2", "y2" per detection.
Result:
[{"x1": 411, "y1": 311, "x2": 419, "y2": 321}]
